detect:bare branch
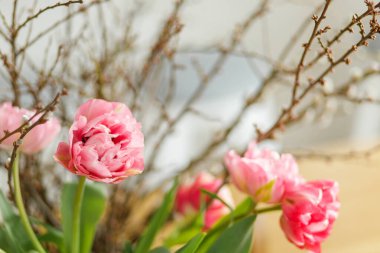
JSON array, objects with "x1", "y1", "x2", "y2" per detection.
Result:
[
  {"x1": 16, "y1": 0, "x2": 106, "y2": 56},
  {"x1": 292, "y1": 0, "x2": 332, "y2": 102},
  {"x1": 145, "y1": 0, "x2": 270, "y2": 171},
  {"x1": 15, "y1": 1, "x2": 83, "y2": 34}
]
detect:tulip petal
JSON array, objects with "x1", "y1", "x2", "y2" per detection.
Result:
[{"x1": 54, "y1": 142, "x2": 73, "y2": 171}]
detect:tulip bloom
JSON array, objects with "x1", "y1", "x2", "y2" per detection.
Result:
[
  {"x1": 280, "y1": 180, "x2": 340, "y2": 253},
  {"x1": 175, "y1": 172, "x2": 234, "y2": 230},
  {"x1": 54, "y1": 99, "x2": 144, "y2": 183},
  {"x1": 224, "y1": 142, "x2": 302, "y2": 203},
  {"x1": 0, "y1": 102, "x2": 61, "y2": 154}
]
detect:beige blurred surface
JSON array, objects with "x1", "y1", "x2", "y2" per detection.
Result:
[{"x1": 253, "y1": 143, "x2": 380, "y2": 253}]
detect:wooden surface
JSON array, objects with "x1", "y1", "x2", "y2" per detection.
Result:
[{"x1": 252, "y1": 145, "x2": 380, "y2": 253}]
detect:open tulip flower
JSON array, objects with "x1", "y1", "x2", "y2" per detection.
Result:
[
  {"x1": 280, "y1": 180, "x2": 340, "y2": 253},
  {"x1": 224, "y1": 142, "x2": 303, "y2": 203},
  {"x1": 175, "y1": 172, "x2": 234, "y2": 230},
  {"x1": 54, "y1": 99, "x2": 144, "y2": 183},
  {"x1": 0, "y1": 102, "x2": 61, "y2": 154},
  {"x1": 224, "y1": 142, "x2": 340, "y2": 253}
]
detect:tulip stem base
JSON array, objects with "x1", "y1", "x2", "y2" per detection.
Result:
[
  {"x1": 12, "y1": 151, "x2": 46, "y2": 253},
  {"x1": 71, "y1": 176, "x2": 86, "y2": 253}
]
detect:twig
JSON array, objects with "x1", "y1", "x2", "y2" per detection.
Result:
[
  {"x1": 145, "y1": 0, "x2": 269, "y2": 171},
  {"x1": 16, "y1": 0, "x2": 106, "y2": 56},
  {"x1": 15, "y1": 1, "x2": 83, "y2": 34},
  {"x1": 291, "y1": 143, "x2": 380, "y2": 161},
  {"x1": 305, "y1": 2, "x2": 378, "y2": 69},
  {"x1": 4, "y1": 91, "x2": 65, "y2": 197},
  {"x1": 292, "y1": 0, "x2": 332, "y2": 102},
  {"x1": 257, "y1": 3, "x2": 380, "y2": 142}
]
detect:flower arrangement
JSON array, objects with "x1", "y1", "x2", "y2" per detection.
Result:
[
  {"x1": 0, "y1": 99, "x2": 339, "y2": 253},
  {"x1": 0, "y1": 0, "x2": 379, "y2": 253}
]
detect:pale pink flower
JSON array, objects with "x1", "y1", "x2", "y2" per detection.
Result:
[
  {"x1": 280, "y1": 180, "x2": 340, "y2": 253},
  {"x1": 0, "y1": 102, "x2": 61, "y2": 154},
  {"x1": 54, "y1": 99, "x2": 144, "y2": 183},
  {"x1": 175, "y1": 172, "x2": 234, "y2": 230},
  {"x1": 224, "y1": 142, "x2": 302, "y2": 203}
]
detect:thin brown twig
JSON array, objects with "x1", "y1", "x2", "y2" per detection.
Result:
[
  {"x1": 145, "y1": 0, "x2": 269, "y2": 171},
  {"x1": 0, "y1": 28, "x2": 9, "y2": 42},
  {"x1": 257, "y1": 24, "x2": 380, "y2": 142},
  {"x1": 304, "y1": 3, "x2": 377, "y2": 69},
  {"x1": 17, "y1": 0, "x2": 38, "y2": 79},
  {"x1": 175, "y1": 3, "x2": 323, "y2": 173},
  {"x1": 16, "y1": 0, "x2": 106, "y2": 57},
  {"x1": 278, "y1": 3, "x2": 325, "y2": 63},
  {"x1": 10, "y1": 0, "x2": 20, "y2": 105},
  {"x1": 15, "y1": 1, "x2": 83, "y2": 34},
  {"x1": 291, "y1": 143, "x2": 380, "y2": 161},
  {"x1": 292, "y1": 0, "x2": 332, "y2": 102},
  {"x1": 4, "y1": 91, "x2": 65, "y2": 199},
  {"x1": 0, "y1": 10, "x2": 10, "y2": 32},
  {"x1": 0, "y1": 92, "x2": 64, "y2": 145},
  {"x1": 130, "y1": 0, "x2": 184, "y2": 113}
]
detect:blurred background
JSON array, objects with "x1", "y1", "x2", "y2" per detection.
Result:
[{"x1": 1, "y1": 0, "x2": 380, "y2": 252}]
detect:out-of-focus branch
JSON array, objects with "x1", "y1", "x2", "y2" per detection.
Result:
[
  {"x1": 15, "y1": 0, "x2": 83, "y2": 34},
  {"x1": 183, "y1": 71, "x2": 278, "y2": 174},
  {"x1": 145, "y1": 0, "x2": 270, "y2": 171},
  {"x1": 290, "y1": 143, "x2": 380, "y2": 161},
  {"x1": 177, "y1": 3, "x2": 326, "y2": 173},
  {"x1": 4, "y1": 91, "x2": 66, "y2": 198},
  {"x1": 10, "y1": 0, "x2": 20, "y2": 105},
  {"x1": 131, "y1": 0, "x2": 184, "y2": 112},
  {"x1": 16, "y1": 0, "x2": 106, "y2": 56},
  {"x1": 0, "y1": 28, "x2": 9, "y2": 42}
]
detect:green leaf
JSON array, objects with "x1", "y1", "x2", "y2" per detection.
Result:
[
  {"x1": 200, "y1": 189, "x2": 233, "y2": 211},
  {"x1": 215, "y1": 197, "x2": 255, "y2": 229},
  {"x1": 134, "y1": 180, "x2": 178, "y2": 253},
  {"x1": 0, "y1": 191, "x2": 32, "y2": 253},
  {"x1": 148, "y1": 247, "x2": 170, "y2": 253},
  {"x1": 196, "y1": 197, "x2": 255, "y2": 253},
  {"x1": 175, "y1": 233, "x2": 205, "y2": 253},
  {"x1": 61, "y1": 182, "x2": 106, "y2": 253},
  {"x1": 207, "y1": 215, "x2": 256, "y2": 253},
  {"x1": 164, "y1": 225, "x2": 199, "y2": 247},
  {"x1": 123, "y1": 241, "x2": 134, "y2": 253},
  {"x1": 164, "y1": 214, "x2": 203, "y2": 247},
  {"x1": 0, "y1": 227, "x2": 25, "y2": 253}
]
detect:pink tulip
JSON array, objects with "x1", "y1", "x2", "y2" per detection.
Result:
[
  {"x1": 0, "y1": 102, "x2": 61, "y2": 154},
  {"x1": 224, "y1": 142, "x2": 302, "y2": 203},
  {"x1": 280, "y1": 180, "x2": 340, "y2": 253},
  {"x1": 54, "y1": 99, "x2": 144, "y2": 183},
  {"x1": 175, "y1": 172, "x2": 234, "y2": 230}
]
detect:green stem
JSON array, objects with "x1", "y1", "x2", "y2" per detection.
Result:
[
  {"x1": 208, "y1": 204, "x2": 281, "y2": 237},
  {"x1": 12, "y1": 152, "x2": 46, "y2": 253},
  {"x1": 71, "y1": 176, "x2": 86, "y2": 253},
  {"x1": 254, "y1": 205, "x2": 282, "y2": 214}
]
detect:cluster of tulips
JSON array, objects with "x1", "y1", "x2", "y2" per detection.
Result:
[
  {"x1": 177, "y1": 143, "x2": 340, "y2": 253},
  {"x1": 0, "y1": 98, "x2": 339, "y2": 253}
]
